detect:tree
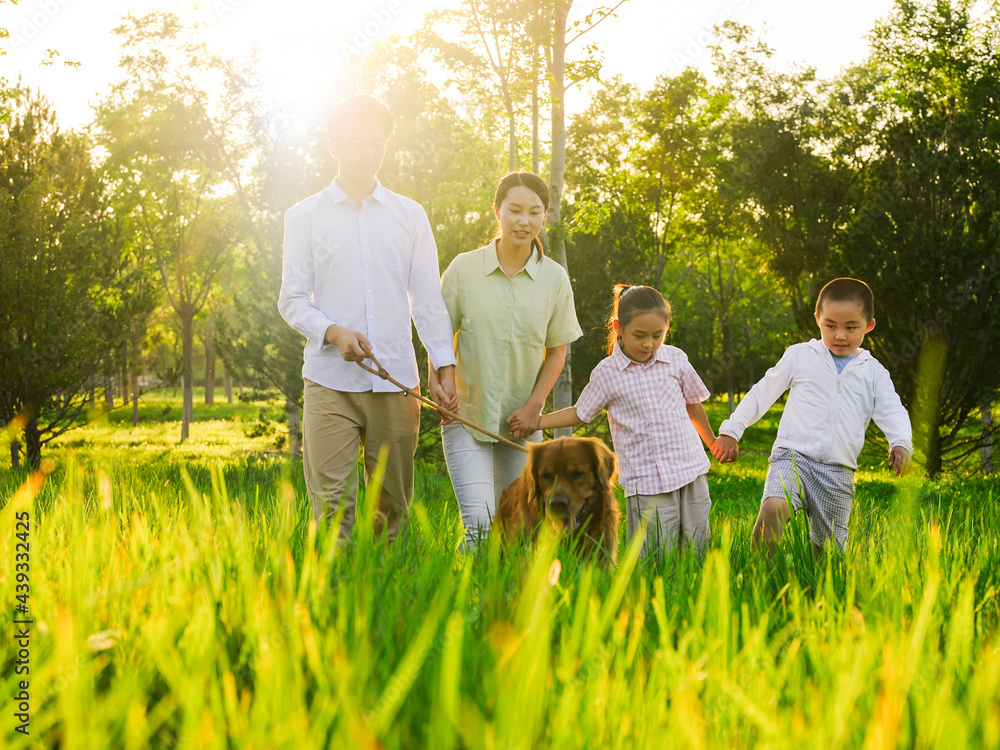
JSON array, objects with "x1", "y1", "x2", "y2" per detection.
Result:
[
  {"x1": 835, "y1": 0, "x2": 1000, "y2": 473},
  {"x1": 708, "y1": 22, "x2": 855, "y2": 328},
  {"x1": 0, "y1": 86, "x2": 123, "y2": 468},
  {"x1": 96, "y1": 11, "x2": 247, "y2": 441}
]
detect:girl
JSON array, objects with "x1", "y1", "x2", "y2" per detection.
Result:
[
  {"x1": 429, "y1": 171, "x2": 583, "y2": 547},
  {"x1": 510, "y1": 284, "x2": 717, "y2": 557}
]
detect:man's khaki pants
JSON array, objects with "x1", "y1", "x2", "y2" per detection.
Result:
[{"x1": 302, "y1": 379, "x2": 420, "y2": 541}]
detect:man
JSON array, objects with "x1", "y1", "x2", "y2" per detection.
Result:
[{"x1": 278, "y1": 94, "x2": 458, "y2": 540}]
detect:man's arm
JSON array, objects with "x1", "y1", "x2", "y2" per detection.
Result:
[
  {"x1": 277, "y1": 207, "x2": 337, "y2": 344},
  {"x1": 408, "y1": 209, "x2": 457, "y2": 378}
]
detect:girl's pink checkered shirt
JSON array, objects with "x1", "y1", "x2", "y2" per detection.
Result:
[{"x1": 575, "y1": 343, "x2": 711, "y2": 496}]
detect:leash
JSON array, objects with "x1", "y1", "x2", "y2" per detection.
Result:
[{"x1": 354, "y1": 345, "x2": 530, "y2": 454}]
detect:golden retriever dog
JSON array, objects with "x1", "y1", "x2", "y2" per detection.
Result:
[{"x1": 494, "y1": 437, "x2": 620, "y2": 563}]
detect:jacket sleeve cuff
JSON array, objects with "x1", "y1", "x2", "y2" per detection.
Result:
[
  {"x1": 427, "y1": 345, "x2": 457, "y2": 370},
  {"x1": 718, "y1": 419, "x2": 744, "y2": 441}
]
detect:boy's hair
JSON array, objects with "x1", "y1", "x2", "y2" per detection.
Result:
[
  {"x1": 326, "y1": 94, "x2": 396, "y2": 142},
  {"x1": 816, "y1": 278, "x2": 874, "y2": 321},
  {"x1": 606, "y1": 284, "x2": 671, "y2": 355},
  {"x1": 491, "y1": 170, "x2": 550, "y2": 256}
]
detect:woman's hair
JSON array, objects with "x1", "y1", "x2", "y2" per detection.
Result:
[
  {"x1": 491, "y1": 170, "x2": 550, "y2": 255},
  {"x1": 606, "y1": 284, "x2": 671, "y2": 355}
]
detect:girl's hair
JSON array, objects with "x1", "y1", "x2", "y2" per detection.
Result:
[
  {"x1": 491, "y1": 170, "x2": 550, "y2": 256},
  {"x1": 606, "y1": 284, "x2": 671, "y2": 355}
]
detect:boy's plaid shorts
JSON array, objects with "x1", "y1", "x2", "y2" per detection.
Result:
[{"x1": 762, "y1": 447, "x2": 856, "y2": 551}]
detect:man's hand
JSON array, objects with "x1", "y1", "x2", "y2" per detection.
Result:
[
  {"x1": 888, "y1": 446, "x2": 912, "y2": 476},
  {"x1": 429, "y1": 365, "x2": 459, "y2": 423},
  {"x1": 711, "y1": 435, "x2": 739, "y2": 463},
  {"x1": 325, "y1": 324, "x2": 372, "y2": 362}
]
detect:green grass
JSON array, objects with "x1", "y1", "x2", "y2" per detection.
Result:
[{"x1": 1, "y1": 396, "x2": 999, "y2": 748}]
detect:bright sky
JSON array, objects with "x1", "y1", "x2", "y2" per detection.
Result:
[{"x1": 0, "y1": 0, "x2": 898, "y2": 129}]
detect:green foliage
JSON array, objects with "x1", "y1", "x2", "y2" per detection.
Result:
[
  {"x1": 834, "y1": 0, "x2": 1000, "y2": 473},
  {"x1": 0, "y1": 86, "x2": 126, "y2": 468}
]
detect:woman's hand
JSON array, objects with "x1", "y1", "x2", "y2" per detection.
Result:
[
  {"x1": 428, "y1": 365, "x2": 459, "y2": 424},
  {"x1": 506, "y1": 403, "x2": 541, "y2": 440}
]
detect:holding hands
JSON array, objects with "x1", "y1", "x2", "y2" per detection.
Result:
[
  {"x1": 506, "y1": 402, "x2": 541, "y2": 440},
  {"x1": 427, "y1": 364, "x2": 460, "y2": 423},
  {"x1": 711, "y1": 435, "x2": 739, "y2": 464}
]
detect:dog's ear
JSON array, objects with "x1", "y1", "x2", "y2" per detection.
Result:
[
  {"x1": 591, "y1": 438, "x2": 618, "y2": 490},
  {"x1": 522, "y1": 443, "x2": 538, "y2": 505}
]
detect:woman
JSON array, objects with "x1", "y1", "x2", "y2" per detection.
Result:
[{"x1": 430, "y1": 171, "x2": 583, "y2": 547}]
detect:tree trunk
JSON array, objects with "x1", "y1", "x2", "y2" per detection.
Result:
[
  {"x1": 24, "y1": 417, "x2": 42, "y2": 470},
  {"x1": 722, "y1": 321, "x2": 735, "y2": 415},
  {"x1": 131, "y1": 335, "x2": 142, "y2": 427},
  {"x1": 89, "y1": 375, "x2": 96, "y2": 409},
  {"x1": 121, "y1": 354, "x2": 129, "y2": 405},
  {"x1": 10, "y1": 439, "x2": 20, "y2": 470},
  {"x1": 507, "y1": 109, "x2": 517, "y2": 171},
  {"x1": 532, "y1": 39, "x2": 540, "y2": 174},
  {"x1": 104, "y1": 366, "x2": 115, "y2": 411},
  {"x1": 204, "y1": 318, "x2": 216, "y2": 407},
  {"x1": 182, "y1": 311, "x2": 194, "y2": 442},
  {"x1": 225, "y1": 364, "x2": 233, "y2": 404},
  {"x1": 548, "y1": 0, "x2": 573, "y2": 438},
  {"x1": 287, "y1": 395, "x2": 302, "y2": 459},
  {"x1": 982, "y1": 393, "x2": 994, "y2": 475}
]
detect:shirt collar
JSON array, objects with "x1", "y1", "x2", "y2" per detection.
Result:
[
  {"x1": 327, "y1": 178, "x2": 386, "y2": 206},
  {"x1": 483, "y1": 240, "x2": 543, "y2": 279},
  {"x1": 612, "y1": 341, "x2": 670, "y2": 370}
]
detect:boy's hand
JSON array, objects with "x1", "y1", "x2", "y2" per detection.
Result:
[
  {"x1": 711, "y1": 435, "x2": 739, "y2": 463},
  {"x1": 325, "y1": 324, "x2": 372, "y2": 362},
  {"x1": 888, "y1": 446, "x2": 911, "y2": 476}
]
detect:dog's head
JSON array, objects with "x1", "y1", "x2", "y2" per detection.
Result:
[{"x1": 523, "y1": 437, "x2": 618, "y2": 532}]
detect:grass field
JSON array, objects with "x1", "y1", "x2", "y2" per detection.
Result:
[{"x1": 2, "y1": 392, "x2": 999, "y2": 748}]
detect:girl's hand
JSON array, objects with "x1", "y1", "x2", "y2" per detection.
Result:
[{"x1": 506, "y1": 405, "x2": 540, "y2": 440}]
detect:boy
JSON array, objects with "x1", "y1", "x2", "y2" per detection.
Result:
[
  {"x1": 278, "y1": 94, "x2": 458, "y2": 541},
  {"x1": 711, "y1": 278, "x2": 912, "y2": 555}
]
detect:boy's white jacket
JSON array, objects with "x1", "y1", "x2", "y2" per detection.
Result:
[{"x1": 718, "y1": 339, "x2": 913, "y2": 469}]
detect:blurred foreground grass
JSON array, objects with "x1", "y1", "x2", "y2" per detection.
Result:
[{"x1": 1, "y1": 394, "x2": 998, "y2": 748}]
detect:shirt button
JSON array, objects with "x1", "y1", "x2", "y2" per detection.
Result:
[
  {"x1": 501, "y1": 351, "x2": 507, "y2": 356},
  {"x1": 498, "y1": 374, "x2": 504, "y2": 379},
  {"x1": 504, "y1": 327, "x2": 509, "y2": 332},
  {"x1": 506, "y1": 304, "x2": 511, "y2": 309}
]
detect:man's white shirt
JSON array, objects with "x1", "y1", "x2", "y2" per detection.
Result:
[{"x1": 278, "y1": 179, "x2": 456, "y2": 392}]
